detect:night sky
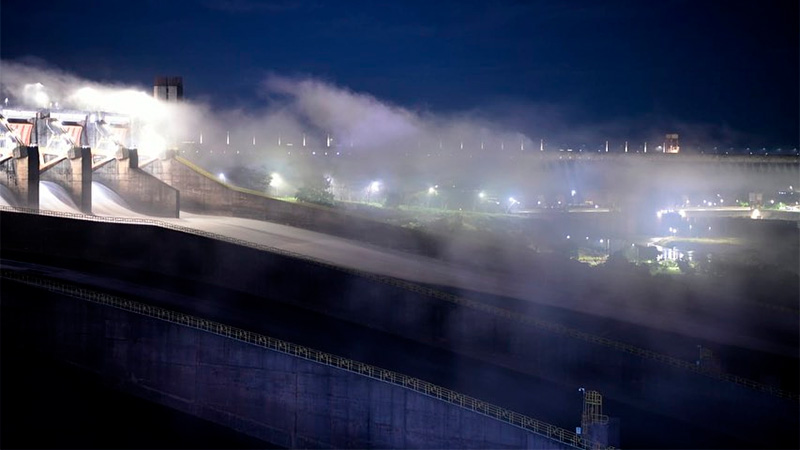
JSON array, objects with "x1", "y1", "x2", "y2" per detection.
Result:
[{"x1": 2, "y1": 0, "x2": 798, "y2": 147}]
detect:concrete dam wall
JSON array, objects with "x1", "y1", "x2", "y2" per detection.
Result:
[
  {"x1": 143, "y1": 155, "x2": 440, "y2": 253},
  {"x1": 1, "y1": 210, "x2": 797, "y2": 448},
  {"x1": 93, "y1": 149, "x2": 179, "y2": 217},
  {"x1": 1, "y1": 276, "x2": 580, "y2": 449}
]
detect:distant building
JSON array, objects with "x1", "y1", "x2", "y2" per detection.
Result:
[
  {"x1": 665, "y1": 133, "x2": 680, "y2": 153},
  {"x1": 153, "y1": 76, "x2": 183, "y2": 102}
]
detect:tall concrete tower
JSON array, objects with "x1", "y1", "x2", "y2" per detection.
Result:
[{"x1": 153, "y1": 76, "x2": 184, "y2": 102}]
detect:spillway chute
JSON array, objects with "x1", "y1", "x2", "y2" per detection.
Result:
[
  {"x1": 91, "y1": 182, "x2": 147, "y2": 218},
  {"x1": 0, "y1": 184, "x2": 17, "y2": 207},
  {"x1": 39, "y1": 181, "x2": 80, "y2": 213}
]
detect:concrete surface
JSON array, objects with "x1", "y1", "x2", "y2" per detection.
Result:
[
  {"x1": 1, "y1": 279, "x2": 577, "y2": 449},
  {"x1": 39, "y1": 146, "x2": 92, "y2": 213},
  {"x1": 1, "y1": 211, "x2": 796, "y2": 448},
  {"x1": 93, "y1": 148, "x2": 179, "y2": 217},
  {"x1": 0, "y1": 146, "x2": 39, "y2": 208}
]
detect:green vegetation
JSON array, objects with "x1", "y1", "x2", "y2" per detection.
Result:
[
  {"x1": 294, "y1": 177, "x2": 336, "y2": 206},
  {"x1": 295, "y1": 176, "x2": 335, "y2": 207},
  {"x1": 225, "y1": 166, "x2": 272, "y2": 193},
  {"x1": 577, "y1": 249, "x2": 608, "y2": 266},
  {"x1": 763, "y1": 201, "x2": 786, "y2": 210}
]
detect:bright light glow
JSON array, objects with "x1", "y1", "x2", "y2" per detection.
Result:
[
  {"x1": 73, "y1": 86, "x2": 102, "y2": 107},
  {"x1": 369, "y1": 181, "x2": 380, "y2": 193},
  {"x1": 34, "y1": 91, "x2": 49, "y2": 107},
  {"x1": 136, "y1": 124, "x2": 167, "y2": 156},
  {"x1": 218, "y1": 173, "x2": 226, "y2": 182},
  {"x1": 428, "y1": 187, "x2": 436, "y2": 195},
  {"x1": 750, "y1": 209, "x2": 762, "y2": 220},
  {"x1": 571, "y1": 189, "x2": 576, "y2": 197},
  {"x1": 678, "y1": 210, "x2": 686, "y2": 218},
  {"x1": 271, "y1": 172, "x2": 283, "y2": 188},
  {"x1": 566, "y1": 235, "x2": 571, "y2": 239},
  {"x1": 23, "y1": 83, "x2": 49, "y2": 107},
  {"x1": 479, "y1": 191, "x2": 486, "y2": 199},
  {"x1": 508, "y1": 197, "x2": 518, "y2": 204}
]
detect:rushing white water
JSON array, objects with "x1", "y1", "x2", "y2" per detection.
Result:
[
  {"x1": 0, "y1": 184, "x2": 16, "y2": 207},
  {"x1": 91, "y1": 182, "x2": 146, "y2": 218},
  {"x1": 1, "y1": 181, "x2": 145, "y2": 217},
  {"x1": 40, "y1": 181, "x2": 80, "y2": 213}
]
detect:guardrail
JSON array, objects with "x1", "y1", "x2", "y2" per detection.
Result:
[
  {"x1": 0, "y1": 269, "x2": 609, "y2": 450},
  {"x1": 1, "y1": 205, "x2": 797, "y2": 402}
]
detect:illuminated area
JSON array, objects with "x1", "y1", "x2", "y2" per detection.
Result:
[{"x1": 0, "y1": 60, "x2": 797, "y2": 450}]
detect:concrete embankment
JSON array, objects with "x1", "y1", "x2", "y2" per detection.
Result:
[
  {"x1": 1, "y1": 277, "x2": 581, "y2": 449},
  {"x1": 1, "y1": 210, "x2": 797, "y2": 448}
]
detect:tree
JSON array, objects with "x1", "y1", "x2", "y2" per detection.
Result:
[
  {"x1": 226, "y1": 166, "x2": 272, "y2": 192},
  {"x1": 383, "y1": 191, "x2": 403, "y2": 208},
  {"x1": 605, "y1": 251, "x2": 633, "y2": 269},
  {"x1": 295, "y1": 176, "x2": 335, "y2": 207}
]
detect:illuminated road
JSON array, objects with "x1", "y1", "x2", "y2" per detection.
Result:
[{"x1": 674, "y1": 205, "x2": 800, "y2": 220}]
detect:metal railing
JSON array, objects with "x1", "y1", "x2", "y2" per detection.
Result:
[
  {"x1": 0, "y1": 269, "x2": 609, "y2": 450},
  {"x1": 1, "y1": 205, "x2": 797, "y2": 402}
]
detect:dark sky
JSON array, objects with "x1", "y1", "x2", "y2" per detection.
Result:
[{"x1": 2, "y1": 0, "x2": 798, "y2": 146}]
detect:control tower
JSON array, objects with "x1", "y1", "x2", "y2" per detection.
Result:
[{"x1": 153, "y1": 76, "x2": 183, "y2": 102}]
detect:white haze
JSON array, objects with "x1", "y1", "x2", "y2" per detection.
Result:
[
  {"x1": 1, "y1": 59, "x2": 783, "y2": 203},
  {"x1": 0, "y1": 60, "x2": 537, "y2": 163}
]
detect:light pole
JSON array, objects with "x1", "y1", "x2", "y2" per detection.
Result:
[
  {"x1": 475, "y1": 191, "x2": 485, "y2": 211},
  {"x1": 427, "y1": 186, "x2": 437, "y2": 208},
  {"x1": 270, "y1": 172, "x2": 283, "y2": 196},
  {"x1": 368, "y1": 181, "x2": 380, "y2": 204},
  {"x1": 507, "y1": 197, "x2": 519, "y2": 213}
]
